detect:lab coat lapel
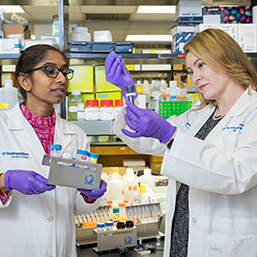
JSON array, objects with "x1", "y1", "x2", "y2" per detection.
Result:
[
  {"x1": 6, "y1": 103, "x2": 49, "y2": 176},
  {"x1": 205, "y1": 88, "x2": 256, "y2": 139}
]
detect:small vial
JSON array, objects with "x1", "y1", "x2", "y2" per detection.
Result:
[
  {"x1": 97, "y1": 222, "x2": 105, "y2": 232},
  {"x1": 105, "y1": 221, "x2": 114, "y2": 231},
  {"x1": 170, "y1": 95, "x2": 176, "y2": 101},
  {"x1": 106, "y1": 200, "x2": 113, "y2": 220},
  {"x1": 50, "y1": 144, "x2": 62, "y2": 157},
  {"x1": 77, "y1": 149, "x2": 90, "y2": 161},
  {"x1": 119, "y1": 203, "x2": 126, "y2": 221},
  {"x1": 88, "y1": 152, "x2": 99, "y2": 163}
]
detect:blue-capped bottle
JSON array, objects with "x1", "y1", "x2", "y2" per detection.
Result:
[
  {"x1": 88, "y1": 152, "x2": 99, "y2": 163},
  {"x1": 50, "y1": 144, "x2": 62, "y2": 157},
  {"x1": 77, "y1": 149, "x2": 90, "y2": 162}
]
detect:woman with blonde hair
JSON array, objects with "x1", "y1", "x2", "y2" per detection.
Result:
[{"x1": 105, "y1": 28, "x2": 257, "y2": 256}]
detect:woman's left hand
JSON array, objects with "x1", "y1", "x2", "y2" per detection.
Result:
[
  {"x1": 122, "y1": 100, "x2": 177, "y2": 143},
  {"x1": 78, "y1": 179, "x2": 107, "y2": 200}
]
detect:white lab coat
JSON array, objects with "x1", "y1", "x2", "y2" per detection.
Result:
[
  {"x1": 113, "y1": 88, "x2": 257, "y2": 257},
  {"x1": 0, "y1": 103, "x2": 100, "y2": 257}
]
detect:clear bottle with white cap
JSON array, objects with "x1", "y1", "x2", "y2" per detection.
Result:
[
  {"x1": 0, "y1": 80, "x2": 18, "y2": 111},
  {"x1": 165, "y1": 80, "x2": 181, "y2": 99},
  {"x1": 149, "y1": 80, "x2": 164, "y2": 113}
]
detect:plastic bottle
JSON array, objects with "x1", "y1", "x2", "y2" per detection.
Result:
[
  {"x1": 123, "y1": 168, "x2": 138, "y2": 201},
  {"x1": 135, "y1": 79, "x2": 142, "y2": 94},
  {"x1": 105, "y1": 221, "x2": 114, "y2": 231},
  {"x1": 118, "y1": 203, "x2": 126, "y2": 221},
  {"x1": 52, "y1": 14, "x2": 59, "y2": 37},
  {"x1": 107, "y1": 167, "x2": 124, "y2": 205},
  {"x1": 69, "y1": 27, "x2": 91, "y2": 42},
  {"x1": 149, "y1": 80, "x2": 164, "y2": 113},
  {"x1": 165, "y1": 80, "x2": 181, "y2": 97},
  {"x1": 100, "y1": 100, "x2": 114, "y2": 120},
  {"x1": 160, "y1": 78, "x2": 168, "y2": 91},
  {"x1": 114, "y1": 99, "x2": 123, "y2": 119},
  {"x1": 77, "y1": 149, "x2": 90, "y2": 161},
  {"x1": 140, "y1": 168, "x2": 155, "y2": 193},
  {"x1": 88, "y1": 152, "x2": 99, "y2": 163},
  {"x1": 97, "y1": 222, "x2": 105, "y2": 232},
  {"x1": 85, "y1": 100, "x2": 99, "y2": 120},
  {"x1": 0, "y1": 80, "x2": 18, "y2": 111},
  {"x1": 142, "y1": 79, "x2": 150, "y2": 105},
  {"x1": 50, "y1": 144, "x2": 62, "y2": 157},
  {"x1": 68, "y1": 90, "x2": 84, "y2": 121}
]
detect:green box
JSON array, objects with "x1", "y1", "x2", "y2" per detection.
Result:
[
  {"x1": 96, "y1": 91, "x2": 122, "y2": 107},
  {"x1": 159, "y1": 101, "x2": 192, "y2": 119},
  {"x1": 95, "y1": 66, "x2": 121, "y2": 93},
  {"x1": 68, "y1": 65, "x2": 94, "y2": 93}
]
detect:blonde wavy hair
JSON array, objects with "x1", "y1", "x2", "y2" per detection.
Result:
[{"x1": 183, "y1": 28, "x2": 257, "y2": 109}]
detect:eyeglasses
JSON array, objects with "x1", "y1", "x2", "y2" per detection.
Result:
[{"x1": 26, "y1": 64, "x2": 74, "y2": 80}]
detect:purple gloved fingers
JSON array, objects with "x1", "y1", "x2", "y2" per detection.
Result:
[{"x1": 78, "y1": 179, "x2": 107, "y2": 200}]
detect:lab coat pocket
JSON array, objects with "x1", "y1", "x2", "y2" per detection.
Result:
[{"x1": 205, "y1": 234, "x2": 257, "y2": 257}]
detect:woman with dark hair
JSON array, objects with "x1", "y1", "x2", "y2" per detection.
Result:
[
  {"x1": 105, "y1": 29, "x2": 257, "y2": 257},
  {"x1": 0, "y1": 44, "x2": 106, "y2": 257}
]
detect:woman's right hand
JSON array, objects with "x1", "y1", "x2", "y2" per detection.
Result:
[{"x1": 4, "y1": 170, "x2": 56, "y2": 195}]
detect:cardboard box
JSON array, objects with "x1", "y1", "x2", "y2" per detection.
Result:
[
  {"x1": 96, "y1": 91, "x2": 122, "y2": 107},
  {"x1": 68, "y1": 65, "x2": 94, "y2": 93},
  {"x1": 237, "y1": 24, "x2": 256, "y2": 52},
  {"x1": 202, "y1": 6, "x2": 221, "y2": 24},
  {"x1": 219, "y1": 24, "x2": 238, "y2": 41},
  {"x1": 95, "y1": 66, "x2": 121, "y2": 92},
  {"x1": 0, "y1": 39, "x2": 21, "y2": 54},
  {"x1": 199, "y1": 24, "x2": 220, "y2": 32},
  {"x1": 171, "y1": 24, "x2": 199, "y2": 35},
  {"x1": 220, "y1": 6, "x2": 252, "y2": 24},
  {"x1": 172, "y1": 33, "x2": 195, "y2": 54},
  {"x1": 175, "y1": 0, "x2": 203, "y2": 22},
  {"x1": 3, "y1": 24, "x2": 24, "y2": 39}
]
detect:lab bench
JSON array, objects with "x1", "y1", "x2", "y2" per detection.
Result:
[{"x1": 77, "y1": 238, "x2": 164, "y2": 257}]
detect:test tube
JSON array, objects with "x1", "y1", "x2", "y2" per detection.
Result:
[{"x1": 119, "y1": 203, "x2": 126, "y2": 221}]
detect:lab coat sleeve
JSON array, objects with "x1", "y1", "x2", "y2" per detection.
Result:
[
  {"x1": 113, "y1": 106, "x2": 186, "y2": 156},
  {"x1": 161, "y1": 117, "x2": 257, "y2": 195},
  {"x1": 74, "y1": 192, "x2": 100, "y2": 215}
]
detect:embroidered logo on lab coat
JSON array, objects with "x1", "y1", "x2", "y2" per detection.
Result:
[
  {"x1": 2, "y1": 151, "x2": 30, "y2": 159},
  {"x1": 222, "y1": 123, "x2": 245, "y2": 133}
]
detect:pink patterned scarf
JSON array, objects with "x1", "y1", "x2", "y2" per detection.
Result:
[{"x1": 20, "y1": 104, "x2": 56, "y2": 155}]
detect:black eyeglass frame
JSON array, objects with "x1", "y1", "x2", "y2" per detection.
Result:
[{"x1": 25, "y1": 64, "x2": 74, "y2": 80}]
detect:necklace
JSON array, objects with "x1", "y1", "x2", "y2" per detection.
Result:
[{"x1": 212, "y1": 108, "x2": 226, "y2": 121}]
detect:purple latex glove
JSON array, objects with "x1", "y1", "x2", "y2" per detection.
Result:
[
  {"x1": 4, "y1": 170, "x2": 56, "y2": 195},
  {"x1": 105, "y1": 51, "x2": 138, "y2": 100},
  {"x1": 78, "y1": 179, "x2": 107, "y2": 200},
  {"x1": 122, "y1": 100, "x2": 177, "y2": 143}
]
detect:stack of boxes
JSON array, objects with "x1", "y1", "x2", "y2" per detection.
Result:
[
  {"x1": 200, "y1": 5, "x2": 255, "y2": 53},
  {"x1": 171, "y1": 0, "x2": 203, "y2": 54},
  {"x1": 171, "y1": 1, "x2": 255, "y2": 54}
]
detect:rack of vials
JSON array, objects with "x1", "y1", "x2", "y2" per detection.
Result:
[{"x1": 75, "y1": 202, "x2": 163, "y2": 247}]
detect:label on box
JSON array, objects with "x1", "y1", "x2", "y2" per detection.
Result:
[
  {"x1": 173, "y1": 33, "x2": 195, "y2": 54},
  {"x1": 0, "y1": 39, "x2": 21, "y2": 54}
]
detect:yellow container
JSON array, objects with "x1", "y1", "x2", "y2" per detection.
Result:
[
  {"x1": 68, "y1": 65, "x2": 94, "y2": 93},
  {"x1": 95, "y1": 65, "x2": 135, "y2": 93}
]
